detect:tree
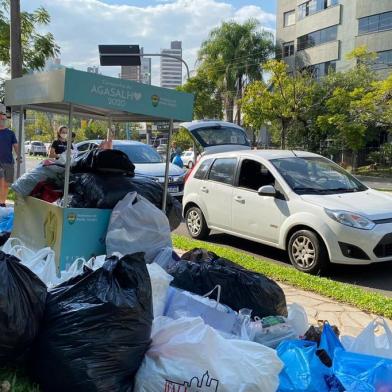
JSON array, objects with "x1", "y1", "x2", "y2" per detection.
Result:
[
  {"x1": 172, "y1": 127, "x2": 193, "y2": 151},
  {"x1": 83, "y1": 120, "x2": 107, "y2": 140},
  {"x1": 316, "y1": 48, "x2": 379, "y2": 168},
  {"x1": 177, "y1": 68, "x2": 223, "y2": 120},
  {"x1": 241, "y1": 60, "x2": 317, "y2": 149},
  {"x1": 0, "y1": 1, "x2": 59, "y2": 99},
  {"x1": 198, "y1": 19, "x2": 274, "y2": 124}
]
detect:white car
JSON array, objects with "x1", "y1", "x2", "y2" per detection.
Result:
[
  {"x1": 182, "y1": 122, "x2": 392, "y2": 274},
  {"x1": 182, "y1": 151, "x2": 195, "y2": 168},
  {"x1": 26, "y1": 141, "x2": 47, "y2": 156},
  {"x1": 75, "y1": 140, "x2": 186, "y2": 197}
]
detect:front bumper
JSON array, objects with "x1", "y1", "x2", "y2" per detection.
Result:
[{"x1": 326, "y1": 221, "x2": 392, "y2": 265}]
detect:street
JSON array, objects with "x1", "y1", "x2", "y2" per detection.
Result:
[{"x1": 24, "y1": 156, "x2": 392, "y2": 298}]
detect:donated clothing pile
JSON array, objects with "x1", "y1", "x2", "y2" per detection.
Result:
[
  {"x1": 11, "y1": 148, "x2": 182, "y2": 231},
  {"x1": 1, "y1": 186, "x2": 392, "y2": 391}
]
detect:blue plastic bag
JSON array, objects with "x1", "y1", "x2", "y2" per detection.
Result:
[
  {"x1": 334, "y1": 349, "x2": 392, "y2": 392},
  {"x1": 319, "y1": 322, "x2": 344, "y2": 358},
  {"x1": 277, "y1": 340, "x2": 333, "y2": 391},
  {"x1": 0, "y1": 209, "x2": 13, "y2": 233}
]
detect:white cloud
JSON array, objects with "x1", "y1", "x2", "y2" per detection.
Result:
[{"x1": 19, "y1": 0, "x2": 275, "y2": 85}]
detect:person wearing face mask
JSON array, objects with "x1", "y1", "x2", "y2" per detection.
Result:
[
  {"x1": 49, "y1": 126, "x2": 73, "y2": 159},
  {"x1": 0, "y1": 104, "x2": 19, "y2": 207}
]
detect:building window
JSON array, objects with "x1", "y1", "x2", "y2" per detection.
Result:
[
  {"x1": 374, "y1": 50, "x2": 392, "y2": 70},
  {"x1": 284, "y1": 10, "x2": 296, "y2": 26},
  {"x1": 305, "y1": 61, "x2": 336, "y2": 79},
  {"x1": 358, "y1": 11, "x2": 392, "y2": 35},
  {"x1": 283, "y1": 41, "x2": 295, "y2": 57},
  {"x1": 298, "y1": 0, "x2": 339, "y2": 20},
  {"x1": 297, "y1": 25, "x2": 338, "y2": 51}
]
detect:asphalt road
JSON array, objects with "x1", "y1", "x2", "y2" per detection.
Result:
[{"x1": 24, "y1": 157, "x2": 392, "y2": 297}]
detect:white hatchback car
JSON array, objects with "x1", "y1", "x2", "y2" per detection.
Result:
[{"x1": 183, "y1": 147, "x2": 392, "y2": 275}]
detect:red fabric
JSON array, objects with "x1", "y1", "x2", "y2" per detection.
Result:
[{"x1": 31, "y1": 181, "x2": 63, "y2": 203}]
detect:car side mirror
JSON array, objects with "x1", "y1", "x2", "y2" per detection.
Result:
[{"x1": 258, "y1": 185, "x2": 276, "y2": 197}]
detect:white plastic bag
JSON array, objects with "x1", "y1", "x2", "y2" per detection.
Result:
[
  {"x1": 153, "y1": 247, "x2": 176, "y2": 270},
  {"x1": 84, "y1": 255, "x2": 106, "y2": 271},
  {"x1": 287, "y1": 303, "x2": 309, "y2": 337},
  {"x1": 1, "y1": 237, "x2": 25, "y2": 255},
  {"x1": 147, "y1": 262, "x2": 173, "y2": 318},
  {"x1": 342, "y1": 318, "x2": 392, "y2": 359},
  {"x1": 57, "y1": 257, "x2": 87, "y2": 284},
  {"x1": 106, "y1": 192, "x2": 172, "y2": 263},
  {"x1": 134, "y1": 316, "x2": 283, "y2": 392}
]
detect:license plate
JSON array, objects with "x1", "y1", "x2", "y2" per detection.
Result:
[{"x1": 168, "y1": 186, "x2": 179, "y2": 193}]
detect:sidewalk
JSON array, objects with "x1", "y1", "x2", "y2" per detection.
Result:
[{"x1": 174, "y1": 248, "x2": 391, "y2": 337}]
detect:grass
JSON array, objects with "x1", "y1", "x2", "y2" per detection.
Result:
[
  {"x1": 173, "y1": 234, "x2": 392, "y2": 319},
  {"x1": 7, "y1": 189, "x2": 16, "y2": 202},
  {"x1": 0, "y1": 369, "x2": 39, "y2": 392},
  {"x1": 355, "y1": 166, "x2": 392, "y2": 178}
]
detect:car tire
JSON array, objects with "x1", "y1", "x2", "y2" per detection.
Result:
[
  {"x1": 185, "y1": 206, "x2": 210, "y2": 240},
  {"x1": 288, "y1": 229, "x2": 329, "y2": 275}
]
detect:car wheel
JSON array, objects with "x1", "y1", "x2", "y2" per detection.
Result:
[
  {"x1": 185, "y1": 206, "x2": 210, "y2": 240},
  {"x1": 288, "y1": 229, "x2": 329, "y2": 275}
]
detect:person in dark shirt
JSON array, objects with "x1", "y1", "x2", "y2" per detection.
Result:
[
  {"x1": 0, "y1": 104, "x2": 19, "y2": 207},
  {"x1": 49, "y1": 126, "x2": 74, "y2": 159}
]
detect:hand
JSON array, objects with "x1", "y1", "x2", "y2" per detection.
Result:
[{"x1": 16, "y1": 157, "x2": 22, "y2": 163}]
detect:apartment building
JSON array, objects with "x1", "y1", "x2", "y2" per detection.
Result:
[
  {"x1": 160, "y1": 41, "x2": 183, "y2": 89},
  {"x1": 276, "y1": 0, "x2": 392, "y2": 77}
]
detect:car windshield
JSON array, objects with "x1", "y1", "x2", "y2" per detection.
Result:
[
  {"x1": 190, "y1": 126, "x2": 249, "y2": 147},
  {"x1": 32, "y1": 142, "x2": 44, "y2": 146},
  {"x1": 271, "y1": 157, "x2": 368, "y2": 194},
  {"x1": 115, "y1": 144, "x2": 162, "y2": 164}
]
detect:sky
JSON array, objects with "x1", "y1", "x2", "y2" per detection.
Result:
[{"x1": 14, "y1": 0, "x2": 277, "y2": 85}]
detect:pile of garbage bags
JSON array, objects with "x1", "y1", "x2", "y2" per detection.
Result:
[
  {"x1": 1, "y1": 185, "x2": 392, "y2": 391},
  {"x1": 11, "y1": 149, "x2": 182, "y2": 231}
]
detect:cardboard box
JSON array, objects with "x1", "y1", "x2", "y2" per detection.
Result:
[{"x1": 12, "y1": 196, "x2": 111, "y2": 271}]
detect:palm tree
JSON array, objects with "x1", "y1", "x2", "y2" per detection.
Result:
[{"x1": 198, "y1": 19, "x2": 274, "y2": 124}]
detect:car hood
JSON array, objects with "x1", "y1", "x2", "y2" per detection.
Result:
[
  {"x1": 301, "y1": 189, "x2": 392, "y2": 220},
  {"x1": 134, "y1": 163, "x2": 185, "y2": 177}
]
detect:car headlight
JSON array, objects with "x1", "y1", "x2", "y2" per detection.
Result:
[{"x1": 325, "y1": 209, "x2": 375, "y2": 230}]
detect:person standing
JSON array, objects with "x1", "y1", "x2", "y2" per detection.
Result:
[
  {"x1": 0, "y1": 104, "x2": 19, "y2": 207},
  {"x1": 49, "y1": 126, "x2": 72, "y2": 159}
]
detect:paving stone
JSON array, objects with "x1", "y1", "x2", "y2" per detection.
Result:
[
  {"x1": 347, "y1": 311, "x2": 374, "y2": 328},
  {"x1": 340, "y1": 312, "x2": 364, "y2": 329},
  {"x1": 316, "y1": 302, "x2": 346, "y2": 312},
  {"x1": 316, "y1": 311, "x2": 341, "y2": 327}
]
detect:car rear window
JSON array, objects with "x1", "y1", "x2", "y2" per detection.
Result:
[
  {"x1": 194, "y1": 158, "x2": 213, "y2": 180},
  {"x1": 208, "y1": 158, "x2": 237, "y2": 185}
]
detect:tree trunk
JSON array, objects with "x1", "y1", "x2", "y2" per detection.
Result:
[
  {"x1": 225, "y1": 96, "x2": 234, "y2": 123},
  {"x1": 236, "y1": 76, "x2": 242, "y2": 126},
  {"x1": 281, "y1": 120, "x2": 287, "y2": 150},
  {"x1": 10, "y1": 0, "x2": 23, "y2": 78},
  {"x1": 352, "y1": 150, "x2": 358, "y2": 173}
]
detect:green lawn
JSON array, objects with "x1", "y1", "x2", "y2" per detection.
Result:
[
  {"x1": 355, "y1": 166, "x2": 392, "y2": 178},
  {"x1": 0, "y1": 369, "x2": 39, "y2": 392},
  {"x1": 173, "y1": 234, "x2": 392, "y2": 319}
]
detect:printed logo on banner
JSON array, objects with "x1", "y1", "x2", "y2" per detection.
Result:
[
  {"x1": 67, "y1": 213, "x2": 77, "y2": 225},
  {"x1": 164, "y1": 371, "x2": 219, "y2": 392},
  {"x1": 151, "y1": 94, "x2": 160, "y2": 107}
]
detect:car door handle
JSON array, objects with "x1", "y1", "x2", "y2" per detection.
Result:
[
  {"x1": 234, "y1": 196, "x2": 245, "y2": 204},
  {"x1": 201, "y1": 186, "x2": 209, "y2": 193}
]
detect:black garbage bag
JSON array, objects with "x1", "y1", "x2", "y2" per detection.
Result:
[
  {"x1": 33, "y1": 253, "x2": 153, "y2": 392},
  {"x1": 168, "y1": 248, "x2": 287, "y2": 318},
  {"x1": 72, "y1": 148, "x2": 135, "y2": 176},
  {"x1": 0, "y1": 251, "x2": 47, "y2": 367},
  {"x1": 70, "y1": 173, "x2": 182, "y2": 230}
]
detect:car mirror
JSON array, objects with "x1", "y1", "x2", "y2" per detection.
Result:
[{"x1": 258, "y1": 185, "x2": 276, "y2": 197}]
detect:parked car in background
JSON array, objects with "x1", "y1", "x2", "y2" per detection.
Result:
[
  {"x1": 75, "y1": 140, "x2": 186, "y2": 197},
  {"x1": 26, "y1": 141, "x2": 47, "y2": 156},
  {"x1": 182, "y1": 121, "x2": 392, "y2": 275},
  {"x1": 181, "y1": 150, "x2": 195, "y2": 168}
]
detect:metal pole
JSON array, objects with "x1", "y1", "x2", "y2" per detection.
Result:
[
  {"x1": 16, "y1": 105, "x2": 23, "y2": 178},
  {"x1": 100, "y1": 53, "x2": 191, "y2": 80},
  {"x1": 62, "y1": 104, "x2": 74, "y2": 208},
  {"x1": 162, "y1": 119, "x2": 173, "y2": 212},
  {"x1": 10, "y1": 0, "x2": 23, "y2": 79}
]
